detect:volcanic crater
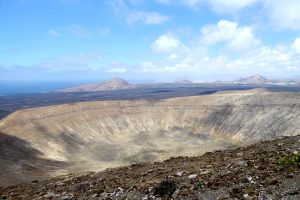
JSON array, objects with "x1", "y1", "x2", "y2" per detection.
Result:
[{"x1": 0, "y1": 89, "x2": 299, "y2": 185}]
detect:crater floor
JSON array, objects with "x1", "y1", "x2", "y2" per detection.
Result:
[{"x1": 1, "y1": 135, "x2": 300, "y2": 199}]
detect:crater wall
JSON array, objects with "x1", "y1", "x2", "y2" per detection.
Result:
[{"x1": 0, "y1": 89, "x2": 299, "y2": 185}]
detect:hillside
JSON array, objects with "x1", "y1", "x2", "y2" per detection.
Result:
[
  {"x1": 237, "y1": 75, "x2": 271, "y2": 84},
  {"x1": 0, "y1": 89, "x2": 299, "y2": 186},
  {"x1": 58, "y1": 78, "x2": 132, "y2": 92},
  {"x1": 0, "y1": 135, "x2": 300, "y2": 199}
]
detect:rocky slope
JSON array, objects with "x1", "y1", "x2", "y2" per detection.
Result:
[
  {"x1": 58, "y1": 78, "x2": 132, "y2": 92},
  {"x1": 0, "y1": 89, "x2": 299, "y2": 186},
  {"x1": 0, "y1": 135, "x2": 300, "y2": 199}
]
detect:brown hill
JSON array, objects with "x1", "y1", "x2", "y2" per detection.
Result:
[
  {"x1": 237, "y1": 75, "x2": 271, "y2": 84},
  {"x1": 59, "y1": 78, "x2": 131, "y2": 92}
]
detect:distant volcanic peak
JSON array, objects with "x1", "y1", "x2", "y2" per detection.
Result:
[
  {"x1": 250, "y1": 74, "x2": 269, "y2": 80},
  {"x1": 174, "y1": 80, "x2": 193, "y2": 84},
  {"x1": 99, "y1": 78, "x2": 129, "y2": 89},
  {"x1": 59, "y1": 78, "x2": 131, "y2": 92},
  {"x1": 238, "y1": 74, "x2": 270, "y2": 84}
]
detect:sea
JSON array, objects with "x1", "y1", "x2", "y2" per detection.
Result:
[{"x1": 0, "y1": 81, "x2": 92, "y2": 95}]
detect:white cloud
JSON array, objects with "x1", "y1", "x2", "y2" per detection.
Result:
[
  {"x1": 142, "y1": 20, "x2": 300, "y2": 77},
  {"x1": 141, "y1": 43, "x2": 300, "y2": 75},
  {"x1": 167, "y1": 53, "x2": 178, "y2": 60},
  {"x1": 200, "y1": 20, "x2": 260, "y2": 52},
  {"x1": 127, "y1": 10, "x2": 170, "y2": 25},
  {"x1": 200, "y1": 20, "x2": 239, "y2": 45},
  {"x1": 155, "y1": 0, "x2": 257, "y2": 11},
  {"x1": 227, "y1": 26, "x2": 260, "y2": 52},
  {"x1": 152, "y1": 34, "x2": 181, "y2": 53},
  {"x1": 207, "y1": 0, "x2": 259, "y2": 13},
  {"x1": 189, "y1": 0, "x2": 300, "y2": 31},
  {"x1": 293, "y1": 38, "x2": 300, "y2": 54},
  {"x1": 68, "y1": 24, "x2": 91, "y2": 37},
  {"x1": 47, "y1": 30, "x2": 60, "y2": 37},
  {"x1": 154, "y1": 0, "x2": 300, "y2": 31},
  {"x1": 109, "y1": 0, "x2": 170, "y2": 25},
  {"x1": 264, "y1": 0, "x2": 300, "y2": 30}
]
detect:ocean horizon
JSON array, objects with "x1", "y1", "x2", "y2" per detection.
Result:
[{"x1": 0, "y1": 81, "x2": 93, "y2": 95}]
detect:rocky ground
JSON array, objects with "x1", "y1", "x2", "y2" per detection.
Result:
[{"x1": 1, "y1": 135, "x2": 300, "y2": 200}]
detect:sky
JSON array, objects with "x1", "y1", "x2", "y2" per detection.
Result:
[{"x1": 1, "y1": 0, "x2": 300, "y2": 82}]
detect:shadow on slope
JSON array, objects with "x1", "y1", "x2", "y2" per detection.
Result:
[{"x1": 0, "y1": 132, "x2": 67, "y2": 186}]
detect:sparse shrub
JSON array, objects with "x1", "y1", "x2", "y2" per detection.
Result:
[
  {"x1": 154, "y1": 178, "x2": 176, "y2": 197},
  {"x1": 196, "y1": 181, "x2": 205, "y2": 189},
  {"x1": 278, "y1": 153, "x2": 300, "y2": 167},
  {"x1": 291, "y1": 153, "x2": 300, "y2": 167},
  {"x1": 278, "y1": 158, "x2": 289, "y2": 166}
]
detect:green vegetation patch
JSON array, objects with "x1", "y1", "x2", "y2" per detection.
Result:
[{"x1": 278, "y1": 153, "x2": 300, "y2": 167}]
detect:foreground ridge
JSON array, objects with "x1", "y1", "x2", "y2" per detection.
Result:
[{"x1": 1, "y1": 135, "x2": 300, "y2": 200}]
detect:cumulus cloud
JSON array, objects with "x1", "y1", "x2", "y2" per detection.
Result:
[
  {"x1": 127, "y1": 10, "x2": 170, "y2": 25},
  {"x1": 293, "y1": 38, "x2": 300, "y2": 54},
  {"x1": 142, "y1": 19, "x2": 300, "y2": 77},
  {"x1": 142, "y1": 44, "x2": 300, "y2": 75},
  {"x1": 151, "y1": 34, "x2": 181, "y2": 53},
  {"x1": 200, "y1": 20, "x2": 260, "y2": 52},
  {"x1": 264, "y1": 0, "x2": 300, "y2": 30}
]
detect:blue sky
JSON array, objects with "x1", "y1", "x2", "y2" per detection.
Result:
[{"x1": 1, "y1": 0, "x2": 300, "y2": 82}]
